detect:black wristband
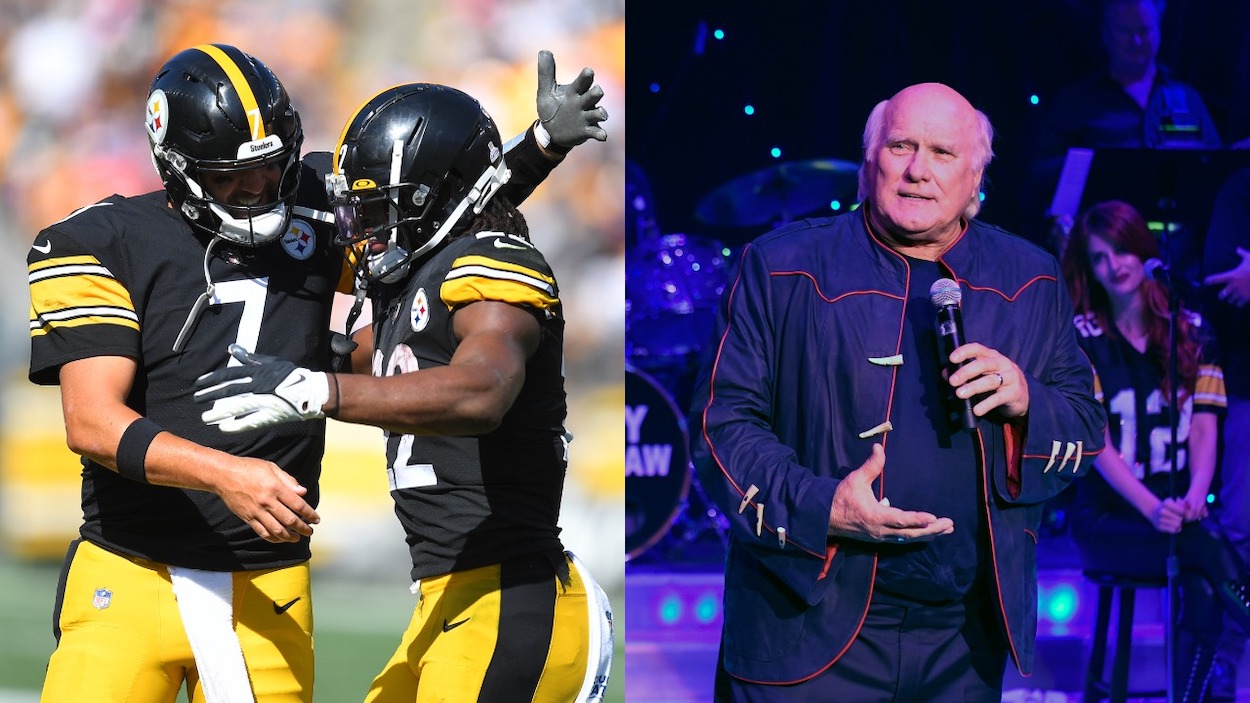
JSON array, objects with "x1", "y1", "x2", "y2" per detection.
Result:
[{"x1": 116, "y1": 417, "x2": 162, "y2": 483}]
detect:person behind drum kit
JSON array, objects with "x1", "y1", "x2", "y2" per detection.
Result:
[{"x1": 690, "y1": 82, "x2": 1105, "y2": 702}]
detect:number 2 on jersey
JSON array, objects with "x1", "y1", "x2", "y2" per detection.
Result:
[{"x1": 377, "y1": 343, "x2": 437, "y2": 490}]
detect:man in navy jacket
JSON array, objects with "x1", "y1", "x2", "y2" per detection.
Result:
[{"x1": 690, "y1": 83, "x2": 1107, "y2": 702}]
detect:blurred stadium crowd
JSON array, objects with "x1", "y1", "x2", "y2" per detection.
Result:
[{"x1": 0, "y1": 0, "x2": 625, "y2": 590}]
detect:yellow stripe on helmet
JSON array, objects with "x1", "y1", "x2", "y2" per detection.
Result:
[
  {"x1": 332, "y1": 83, "x2": 415, "y2": 177},
  {"x1": 194, "y1": 44, "x2": 265, "y2": 140}
]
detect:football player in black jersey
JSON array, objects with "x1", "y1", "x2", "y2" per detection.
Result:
[
  {"x1": 28, "y1": 44, "x2": 606, "y2": 702},
  {"x1": 195, "y1": 84, "x2": 612, "y2": 702},
  {"x1": 1061, "y1": 199, "x2": 1250, "y2": 701}
]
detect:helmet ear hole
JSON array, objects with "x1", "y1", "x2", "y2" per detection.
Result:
[{"x1": 410, "y1": 184, "x2": 430, "y2": 208}]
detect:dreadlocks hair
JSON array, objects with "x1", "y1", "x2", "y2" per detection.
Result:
[{"x1": 461, "y1": 196, "x2": 531, "y2": 242}]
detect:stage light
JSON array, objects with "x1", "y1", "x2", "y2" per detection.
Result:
[
  {"x1": 658, "y1": 593, "x2": 683, "y2": 625},
  {"x1": 694, "y1": 593, "x2": 720, "y2": 624},
  {"x1": 1030, "y1": 94, "x2": 1040, "y2": 106},
  {"x1": 1044, "y1": 582, "x2": 1079, "y2": 625},
  {"x1": 770, "y1": 147, "x2": 782, "y2": 158},
  {"x1": 744, "y1": 105, "x2": 755, "y2": 115},
  {"x1": 650, "y1": 83, "x2": 660, "y2": 93},
  {"x1": 714, "y1": 28, "x2": 725, "y2": 40},
  {"x1": 830, "y1": 200, "x2": 842, "y2": 211}
]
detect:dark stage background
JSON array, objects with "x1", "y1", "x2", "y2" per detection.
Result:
[{"x1": 626, "y1": 0, "x2": 1250, "y2": 246}]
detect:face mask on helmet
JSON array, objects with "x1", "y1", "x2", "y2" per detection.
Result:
[
  {"x1": 146, "y1": 44, "x2": 304, "y2": 247},
  {"x1": 327, "y1": 83, "x2": 511, "y2": 287}
]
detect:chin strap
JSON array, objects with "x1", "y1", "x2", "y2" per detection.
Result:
[
  {"x1": 330, "y1": 283, "x2": 367, "y2": 372},
  {"x1": 174, "y1": 237, "x2": 222, "y2": 353}
]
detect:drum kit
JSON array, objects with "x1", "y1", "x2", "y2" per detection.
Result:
[{"x1": 624, "y1": 158, "x2": 859, "y2": 562}]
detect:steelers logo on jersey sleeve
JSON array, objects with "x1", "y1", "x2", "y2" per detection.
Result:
[
  {"x1": 411, "y1": 287, "x2": 431, "y2": 332},
  {"x1": 281, "y1": 220, "x2": 316, "y2": 261}
]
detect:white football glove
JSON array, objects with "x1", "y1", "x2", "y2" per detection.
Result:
[{"x1": 194, "y1": 344, "x2": 329, "y2": 433}]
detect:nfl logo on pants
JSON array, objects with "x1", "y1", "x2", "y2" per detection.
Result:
[{"x1": 92, "y1": 588, "x2": 112, "y2": 610}]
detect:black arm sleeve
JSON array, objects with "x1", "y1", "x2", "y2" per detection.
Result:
[{"x1": 500, "y1": 125, "x2": 560, "y2": 207}]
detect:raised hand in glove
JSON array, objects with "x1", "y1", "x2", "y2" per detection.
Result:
[
  {"x1": 536, "y1": 49, "x2": 609, "y2": 149},
  {"x1": 195, "y1": 344, "x2": 330, "y2": 433}
]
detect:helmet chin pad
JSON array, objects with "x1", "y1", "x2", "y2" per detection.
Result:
[
  {"x1": 367, "y1": 247, "x2": 412, "y2": 283},
  {"x1": 208, "y1": 202, "x2": 290, "y2": 246}
]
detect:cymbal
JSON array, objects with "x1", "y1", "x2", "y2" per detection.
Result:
[{"x1": 695, "y1": 159, "x2": 860, "y2": 227}]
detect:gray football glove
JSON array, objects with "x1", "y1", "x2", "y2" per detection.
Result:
[
  {"x1": 536, "y1": 49, "x2": 609, "y2": 148},
  {"x1": 194, "y1": 344, "x2": 329, "y2": 433}
]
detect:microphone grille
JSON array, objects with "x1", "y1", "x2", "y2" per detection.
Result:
[{"x1": 929, "y1": 278, "x2": 962, "y2": 308}]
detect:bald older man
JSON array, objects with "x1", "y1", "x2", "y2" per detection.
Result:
[{"x1": 689, "y1": 83, "x2": 1106, "y2": 702}]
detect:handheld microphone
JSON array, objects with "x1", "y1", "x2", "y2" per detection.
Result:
[{"x1": 929, "y1": 278, "x2": 977, "y2": 431}]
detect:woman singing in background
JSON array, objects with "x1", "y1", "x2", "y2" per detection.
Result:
[{"x1": 1062, "y1": 199, "x2": 1250, "y2": 702}]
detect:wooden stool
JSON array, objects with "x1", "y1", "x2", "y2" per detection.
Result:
[{"x1": 1082, "y1": 571, "x2": 1169, "y2": 703}]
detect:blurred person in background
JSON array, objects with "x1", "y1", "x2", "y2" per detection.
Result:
[
  {"x1": 1025, "y1": 0, "x2": 1226, "y2": 255},
  {"x1": 1037, "y1": 0, "x2": 1222, "y2": 154},
  {"x1": 194, "y1": 82, "x2": 612, "y2": 701},
  {"x1": 27, "y1": 39, "x2": 606, "y2": 701},
  {"x1": 1061, "y1": 199, "x2": 1250, "y2": 702},
  {"x1": 1201, "y1": 167, "x2": 1250, "y2": 700}
]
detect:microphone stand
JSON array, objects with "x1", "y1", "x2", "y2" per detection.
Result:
[{"x1": 1163, "y1": 270, "x2": 1181, "y2": 703}]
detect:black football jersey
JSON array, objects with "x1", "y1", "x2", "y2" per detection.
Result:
[
  {"x1": 27, "y1": 162, "x2": 349, "y2": 570},
  {"x1": 370, "y1": 231, "x2": 568, "y2": 580},
  {"x1": 1072, "y1": 312, "x2": 1225, "y2": 495}
]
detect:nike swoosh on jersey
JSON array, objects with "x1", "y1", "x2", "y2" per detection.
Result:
[
  {"x1": 442, "y1": 617, "x2": 470, "y2": 632},
  {"x1": 273, "y1": 597, "x2": 301, "y2": 614},
  {"x1": 492, "y1": 239, "x2": 528, "y2": 250},
  {"x1": 32, "y1": 240, "x2": 51, "y2": 254}
]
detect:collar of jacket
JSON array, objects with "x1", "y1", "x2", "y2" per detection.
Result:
[{"x1": 858, "y1": 202, "x2": 973, "y2": 280}]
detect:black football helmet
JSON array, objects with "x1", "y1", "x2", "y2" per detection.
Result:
[
  {"x1": 327, "y1": 83, "x2": 511, "y2": 285},
  {"x1": 145, "y1": 44, "x2": 303, "y2": 246}
]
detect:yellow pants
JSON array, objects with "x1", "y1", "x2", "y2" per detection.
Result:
[
  {"x1": 366, "y1": 551, "x2": 613, "y2": 703},
  {"x1": 40, "y1": 539, "x2": 313, "y2": 703}
]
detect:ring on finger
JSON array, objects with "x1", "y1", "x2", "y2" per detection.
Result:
[{"x1": 993, "y1": 372, "x2": 1004, "y2": 388}]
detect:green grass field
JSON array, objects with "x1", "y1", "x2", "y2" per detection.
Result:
[{"x1": 0, "y1": 556, "x2": 624, "y2": 702}]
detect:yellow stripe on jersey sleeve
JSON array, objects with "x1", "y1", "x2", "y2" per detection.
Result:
[
  {"x1": 28, "y1": 255, "x2": 137, "y2": 336},
  {"x1": 442, "y1": 254, "x2": 559, "y2": 311},
  {"x1": 1194, "y1": 363, "x2": 1227, "y2": 409}
]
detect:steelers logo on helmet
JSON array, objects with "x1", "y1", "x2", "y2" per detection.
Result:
[
  {"x1": 411, "y1": 288, "x2": 431, "y2": 332},
  {"x1": 146, "y1": 90, "x2": 169, "y2": 145},
  {"x1": 282, "y1": 219, "x2": 316, "y2": 261}
]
